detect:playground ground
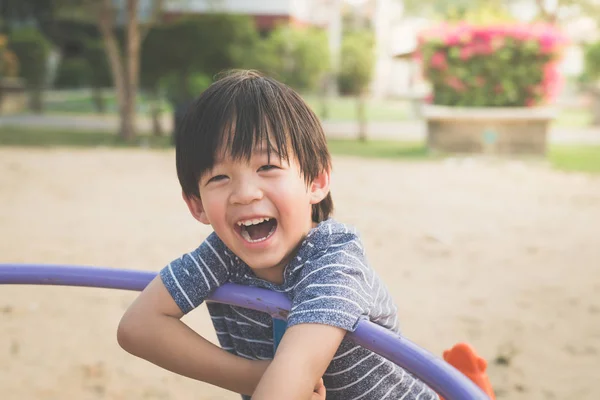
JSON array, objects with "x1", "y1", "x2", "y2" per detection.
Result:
[{"x1": 1, "y1": 148, "x2": 599, "y2": 399}]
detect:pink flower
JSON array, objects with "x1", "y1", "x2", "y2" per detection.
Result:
[
  {"x1": 473, "y1": 41, "x2": 493, "y2": 55},
  {"x1": 525, "y1": 97, "x2": 536, "y2": 107},
  {"x1": 430, "y1": 51, "x2": 447, "y2": 70},
  {"x1": 542, "y1": 62, "x2": 563, "y2": 101},
  {"x1": 460, "y1": 46, "x2": 474, "y2": 60},
  {"x1": 446, "y1": 76, "x2": 466, "y2": 92},
  {"x1": 445, "y1": 33, "x2": 460, "y2": 46}
]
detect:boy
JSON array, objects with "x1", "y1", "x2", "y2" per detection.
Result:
[{"x1": 117, "y1": 70, "x2": 437, "y2": 399}]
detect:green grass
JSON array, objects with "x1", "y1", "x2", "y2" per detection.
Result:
[
  {"x1": 548, "y1": 145, "x2": 600, "y2": 173},
  {"x1": 43, "y1": 90, "x2": 411, "y2": 122},
  {"x1": 302, "y1": 95, "x2": 410, "y2": 122},
  {"x1": 42, "y1": 89, "x2": 599, "y2": 128},
  {"x1": 0, "y1": 126, "x2": 171, "y2": 148},
  {"x1": 44, "y1": 92, "x2": 165, "y2": 115},
  {"x1": 1, "y1": 126, "x2": 599, "y2": 174},
  {"x1": 327, "y1": 139, "x2": 429, "y2": 159},
  {"x1": 553, "y1": 107, "x2": 593, "y2": 128}
]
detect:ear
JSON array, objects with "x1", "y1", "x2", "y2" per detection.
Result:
[
  {"x1": 182, "y1": 191, "x2": 210, "y2": 225},
  {"x1": 309, "y1": 167, "x2": 331, "y2": 205}
]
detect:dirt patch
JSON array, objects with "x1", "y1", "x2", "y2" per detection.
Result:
[{"x1": 1, "y1": 148, "x2": 599, "y2": 399}]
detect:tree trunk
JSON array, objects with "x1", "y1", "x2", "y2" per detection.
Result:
[
  {"x1": 123, "y1": 0, "x2": 140, "y2": 142},
  {"x1": 319, "y1": 78, "x2": 330, "y2": 120},
  {"x1": 97, "y1": 0, "x2": 128, "y2": 138},
  {"x1": 149, "y1": 88, "x2": 163, "y2": 136},
  {"x1": 357, "y1": 93, "x2": 367, "y2": 141},
  {"x1": 30, "y1": 88, "x2": 43, "y2": 114},
  {"x1": 91, "y1": 87, "x2": 106, "y2": 114},
  {"x1": 534, "y1": 0, "x2": 558, "y2": 23},
  {"x1": 97, "y1": 0, "x2": 139, "y2": 142}
]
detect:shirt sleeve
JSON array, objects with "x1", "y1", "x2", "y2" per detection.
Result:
[
  {"x1": 159, "y1": 232, "x2": 231, "y2": 314},
  {"x1": 286, "y1": 232, "x2": 374, "y2": 332}
]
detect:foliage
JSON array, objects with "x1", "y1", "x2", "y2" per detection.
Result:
[
  {"x1": 53, "y1": 40, "x2": 111, "y2": 92},
  {"x1": 581, "y1": 41, "x2": 600, "y2": 84},
  {"x1": 83, "y1": 39, "x2": 112, "y2": 89},
  {"x1": 337, "y1": 29, "x2": 375, "y2": 95},
  {"x1": 8, "y1": 27, "x2": 52, "y2": 88},
  {"x1": 0, "y1": 34, "x2": 19, "y2": 78},
  {"x1": 54, "y1": 57, "x2": 90, "y2": 88},
  {"x1": 141, "y1": 13, "x2": 259, "y2": 102},
  {"x1": 417, "y1": 23, "x2": 567, "y2": 107},
  {"x1": 254, "y1": 25, "x2": 330, "y2": 92},
  {"x1": 402, "y1": 0, "x2": 518, "y2": 21}
]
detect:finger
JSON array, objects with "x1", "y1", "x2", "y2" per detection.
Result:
[
  {"x1": 316, "y1": 383, "x2": 326, "y2": 398},
  {"x1": 314, "y1": 378, "x2": 324, "y2": 391}
]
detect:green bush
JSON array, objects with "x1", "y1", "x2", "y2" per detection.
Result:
[
  {"x1": 54, "y1": 58, "x2": 91, "y2": 88},
  {"x1": 83, "y1": 39, "x2": 112, "y2": 89},
  {"x1": 142, "y1": 13, "x2": 260, "y2": 102},
  {"x1": 338, "y1": 30, "x2": 375, "y2": 95},
  {"x1": 417, "y1": 23, "x2": 567, "y2": 107},
  {"x1": 9, "y1": 28, "x2": 51, "y2": 88},
  {"x1": 255, "y1": 25, "x2": 330, "y2": 92},
  {"x1": 581, "y1": 41, "x2": 600, "y2": 85}
]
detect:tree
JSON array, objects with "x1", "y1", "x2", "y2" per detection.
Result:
[
  {"x1": 338, "y1": 29, "x2": 375, "y2": 141},
  {"x1": 255, "y1": 25, "x2": 330, "y2": 93},
  {"x1": 55, "y1": 0, "x2": 164, "y2": 142},
  {"x1": 95, "y1": 0, "x2": 140, "y2": 142},
  {"x1": 402, "y1": 0, "x2": 519, "y2": 21},
  {"x1": 84, "y1": 39, "x2": 113, "y2": 114},
  {"x1": 141, "y1": 13, "x2": 260, "y2": 139},
  {"x1": 9, "y1": 28, "x2": 52, "y2": 113}
]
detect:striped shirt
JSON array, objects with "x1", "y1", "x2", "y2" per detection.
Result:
[{"x1": 160, "y1": 219, "x2": 438, "y2": 399}]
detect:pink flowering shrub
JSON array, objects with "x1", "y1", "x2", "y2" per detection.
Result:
[{"x1": 416, "y1": 23, "x2": 567, "y2": 107}]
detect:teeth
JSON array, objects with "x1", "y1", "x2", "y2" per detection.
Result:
[
  {"x1": 240, "y1": 223, "x2": 277, "y2": 243},
  {"x1": 237, "y1": 217, "x2": 271, "y2": 226}
]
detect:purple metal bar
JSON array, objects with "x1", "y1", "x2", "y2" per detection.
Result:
[{"x1": 0, "y1": 263, "x2": 488, "y2": 400}]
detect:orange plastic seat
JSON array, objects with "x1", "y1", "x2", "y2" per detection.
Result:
[{"x1": 440, "y1": 343, "x2": 495, "y2": 400}]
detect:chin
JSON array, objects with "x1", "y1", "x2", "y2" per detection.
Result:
[{"x1": 246, "y1": 255, "x2": 285, "y2": 271}]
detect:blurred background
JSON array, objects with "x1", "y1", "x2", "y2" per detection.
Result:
[
  {"x1": 0, "y1": 0, "x2": 599, "y2": 160},
  {"x1": 0, "y1": 1, "x2": 599, "y2": 400}
]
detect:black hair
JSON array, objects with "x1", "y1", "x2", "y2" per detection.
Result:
[{"x1": 176, "y1": 70, "x2": 333, "y2": 222}]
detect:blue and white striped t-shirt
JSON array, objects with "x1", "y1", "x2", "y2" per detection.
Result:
[{"x1": 160, "y1": 219, "x2": 438, "y2": 399}]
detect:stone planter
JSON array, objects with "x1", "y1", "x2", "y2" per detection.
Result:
[{"x1": 422, "y1": 104, "x2": 557, "y2": 155}]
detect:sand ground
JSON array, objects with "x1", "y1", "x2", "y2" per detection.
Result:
[{"x1": 1, "y1": 148, "x2": 599, "y2": 400}]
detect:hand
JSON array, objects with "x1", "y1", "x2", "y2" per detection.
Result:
[{"x1": 311, "y1": 378, "x2": 326, "y2": 400}]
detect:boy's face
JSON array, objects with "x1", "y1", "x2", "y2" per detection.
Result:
[{"x1": 184, "y1": 145, "x2": 330, "y2": 284}]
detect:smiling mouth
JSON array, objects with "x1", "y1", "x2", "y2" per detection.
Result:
[{"x1": 236, "y1": 217, "x2": 278, "y2": 243}]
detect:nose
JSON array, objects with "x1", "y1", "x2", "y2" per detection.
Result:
[{"x1": 230, "y1": 178, "x2": 263, "y2": 205}]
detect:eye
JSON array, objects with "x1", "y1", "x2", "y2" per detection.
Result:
[
  {"x1": 207, "y1": 175, "x2": 227, "y2": 184},
  {"x1": 258, "y1": 165, "x2": 278, "y2": 172}
]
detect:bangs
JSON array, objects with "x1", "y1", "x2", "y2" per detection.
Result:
[
  {"x1": 177, "y1": 74, "x2": 295, "y2": 195},
  {"x1": 215, "y1": 96, "x2": 291, "y2": 166}
]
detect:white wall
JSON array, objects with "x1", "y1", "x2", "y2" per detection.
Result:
[{"x1": 165, "y1": 0, "x2": 292, "y2": 15}]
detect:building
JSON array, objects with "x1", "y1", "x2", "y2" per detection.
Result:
[{"x1": 162, "y1": 0, "x2": 334, "y2": 32}]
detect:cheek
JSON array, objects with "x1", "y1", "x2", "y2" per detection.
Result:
[
  {"x1": 271, "y1": 179, "x2": 311, "y2": 212},
  {"x1": 199, "y1": 192, "x2": 226, "y2": 221}
]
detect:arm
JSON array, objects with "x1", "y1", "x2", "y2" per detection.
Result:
[
  {"x1": 252, "y1": 230, "x2": 375, "y2": 399},
  {"x1": 251, "y1": 323, "x2": 345, "y2": 400},
  {"x1": 118, "y1": 275, "x2": 269, "y2": 395}
]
